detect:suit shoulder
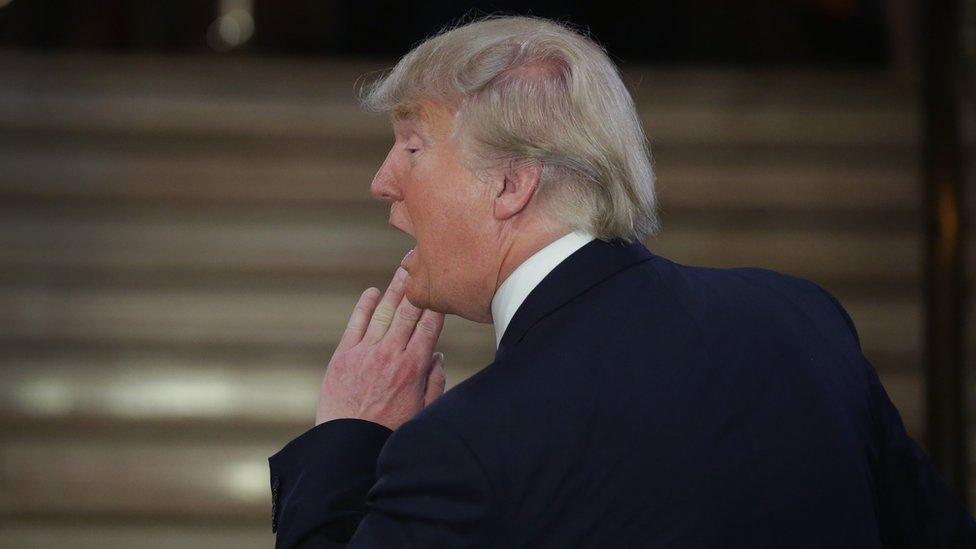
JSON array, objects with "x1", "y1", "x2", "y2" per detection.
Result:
[
  {"x1": 685, "y1": 261, "x2": 822, "y2": 296},
  {"x1": 716, "y1": 264, "x2": 862, "y2": 351},
  {"x1": 646, "y1": 256, "x2": 862, "y2": 350},
  {"x1": 660, "y1": 256, "x2": 837, "y2": 311}
]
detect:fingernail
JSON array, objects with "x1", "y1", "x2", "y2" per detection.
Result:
[{"x1": 396, "y1": 266, "x2": 408, "y2": 279}]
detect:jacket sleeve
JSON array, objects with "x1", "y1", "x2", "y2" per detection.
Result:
[
  {"x1": 861, "y1": 354, "x2": 976, "y2": 548},
  {"x1": 820, "y1": 288, "x2": 976, "y2": 547},
  {"x1": 268, "y1": 415, "x2": 498, "y2": 548}
]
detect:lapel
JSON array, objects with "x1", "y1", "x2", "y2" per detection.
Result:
[{"x1": 494, "y1": 237, "x2": 656, "y2": 362}]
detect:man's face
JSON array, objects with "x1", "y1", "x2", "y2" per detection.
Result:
[{"x1": 370, "y1": 102, "x2": 495, "y2": 319}]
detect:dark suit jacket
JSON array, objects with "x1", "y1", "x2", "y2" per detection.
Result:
[{"x1": 268, "y1": 237, "x2": 976, "y2": 547}]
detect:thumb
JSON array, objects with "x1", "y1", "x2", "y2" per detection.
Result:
[{"x1": 423, "y1": 352, "x2": 446, "y2": 407}]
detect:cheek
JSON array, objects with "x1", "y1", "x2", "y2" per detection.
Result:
[
  {"x1": 402, "y1": 162, "x2": 484, "y2": 262},
  {"x1": 400, "y1": 189, "x2": 440, "y2": 269},
  {"x1": 402, "y1": 177, "x2": 443, "y2": 237}
]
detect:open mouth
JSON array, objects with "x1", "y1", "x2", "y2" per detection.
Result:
[
  {"x1": 401, "y1": 246, "x2": 415, "y2": 269},
  {"x1": 390, "y1": 215, "x2": 416, "y2": 270}
]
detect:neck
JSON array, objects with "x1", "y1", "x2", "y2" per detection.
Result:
[{"x1": 492, "y1": 224, "x2": 572, "y2": 301}]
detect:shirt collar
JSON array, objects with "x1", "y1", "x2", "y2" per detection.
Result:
[{"x1": 490, "y1": 229, "x2": 596, "y2": 349}]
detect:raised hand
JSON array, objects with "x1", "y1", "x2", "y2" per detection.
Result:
[{"x1": 314, "y1": 267, "x2": 446, "y2": 431}]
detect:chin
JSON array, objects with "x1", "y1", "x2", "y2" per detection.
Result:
[{"x1": 402, "y1": 279, "x2": 429, "y2": 310}]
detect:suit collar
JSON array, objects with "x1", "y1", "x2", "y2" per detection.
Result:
[
  {"x1": 494, "y1": 237, "x2": 655, "y2": 362},
  {"x1": 491, "y1": 230, "x2": 596, "y2": 350}
]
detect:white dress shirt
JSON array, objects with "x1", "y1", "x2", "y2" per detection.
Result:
[{"x1": 490, "y1": 229, "x2": 597, "y2": 349}]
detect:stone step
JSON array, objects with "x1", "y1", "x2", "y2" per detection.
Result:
[
  {"x1": 0, "y1": 55, "x2": 917, "y2": 148},
  {"x1": 0, "y1": 279, "x2": 939, "y2": 356},
  {"x1": 0, "y1": 203, "x2": 960, "y2": 285},
  {"x1": 0, "y1": 342, "x2": 928, "y2": 432},
  {"x1": 0, "y1": 148, "x2": 921, "y2": 213},
  {"x1": 0, "y1": 52, "x2": 915, "y2": 107},
  {"x1": 0, "y1": 91, "x2": 916, "y2": 147},
  {"x1": 0, "y1": 522, "x2": 272, "y2": 549},
  {"x1": 0, "y1": 368, "x2": 933, "y2": 524}
]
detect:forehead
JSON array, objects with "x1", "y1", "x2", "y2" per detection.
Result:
[
  {"x1": 392, "y1": 102, "x2": 429, "y2": 123},
  {"x1": 390, "y1": 102, "x2": 454, "y2": 141},
  {"x1": 391, "y1": 104, "x2": 430, "y2": 133}
]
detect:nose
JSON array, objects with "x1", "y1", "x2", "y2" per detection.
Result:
[{"x1": 370, "y1": 149, "x2": 402, "y2": 202}]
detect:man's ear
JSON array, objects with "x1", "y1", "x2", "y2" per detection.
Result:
[{"x1": 492, "y1": 160, "x2": 542, "y2": 221}]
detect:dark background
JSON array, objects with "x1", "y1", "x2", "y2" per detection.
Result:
[{"x1": 0, "y1": 0, "x2": 889, "y2": 66}]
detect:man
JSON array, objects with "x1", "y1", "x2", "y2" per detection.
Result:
[{"x1": 268, "y1": 14, "x2": 976, "y2": 548}]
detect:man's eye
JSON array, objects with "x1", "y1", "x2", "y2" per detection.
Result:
[{"x1": 405, "y1": 148, "x2": 419, "y2": 154}]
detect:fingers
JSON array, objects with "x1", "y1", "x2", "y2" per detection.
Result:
[
  {"x1": 407, "y1": 308, "x2": 445, "y2": 362},
  {"x1": 424, "y1": 352, "x2": 446, "y2": 407},
  {"x1": 362, "y1": 267, "x2": 409, "y2": 345},
  {"x1": 337, "y1": 287, "x2": 381, "y2": 350},
  {"x1": 356, "y1": 266, "x2": 443, "y2": 367},
  {"x1": 385, "y1": 290, "x2": 424, "y2": 350}
]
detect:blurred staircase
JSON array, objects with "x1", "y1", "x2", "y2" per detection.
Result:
[{"x1": 0, "y1": 52, "x2": 971, "y2": 548}]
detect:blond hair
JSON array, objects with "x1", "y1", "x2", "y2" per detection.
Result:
[{"x1": 356, "y1": 13, "x2": 661, "y2": 242}]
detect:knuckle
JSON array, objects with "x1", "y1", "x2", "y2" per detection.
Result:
[
  {"x1": 418, "y1": 317, "x2": 439, "y2": 336},
  {"x1": 371, "y1": 306, "x2": 394, "y2": 325},
  {"x1": 404, "y1": 355, "x2": 424, "y2": 373},
  {"x1": 396, "y1": 304, "x2": 421, "y2": 323},
  {"x1": 371, "y1": 345, "x2": 394, "y2": 364}
]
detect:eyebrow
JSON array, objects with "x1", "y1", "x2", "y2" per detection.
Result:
[
  {"x1": 391, "y1": 105, "x2": 434, "y2": 141},
  {"x1": 392, "y1": 102, "x2": 428, "y2": 122}
]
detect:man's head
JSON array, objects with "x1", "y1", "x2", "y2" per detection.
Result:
[{"x1": 359, "y1": 14, "x2": 661, "y2": 322}]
